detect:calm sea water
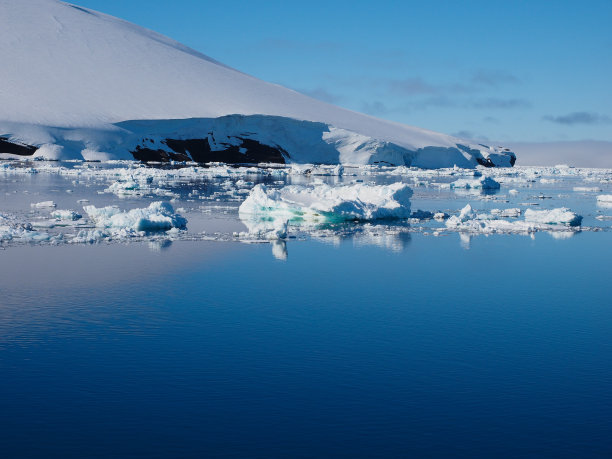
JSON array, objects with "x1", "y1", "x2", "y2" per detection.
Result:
[{"x1": 1, "y1": 232, "x2": 611, "y2": 458}]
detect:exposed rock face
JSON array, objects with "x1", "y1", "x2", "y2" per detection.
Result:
[
  {"x1": 0, "y1": 137, "x2": 37, "y2": 156},
  {"x1": 132, "y1": 137, "x2": 287, "y2": 164}
]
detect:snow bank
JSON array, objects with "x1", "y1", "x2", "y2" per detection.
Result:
[
  {"x1": 84, "y1": 202, "x2": 187, "y2": 232},
  {"x1": 239, "y1": 182, "x2": 413, "y2": 224}
]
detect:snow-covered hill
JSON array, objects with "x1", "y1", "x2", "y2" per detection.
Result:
[{"x1": 0, "y1": 0, "x2": 515, "y2": 167}]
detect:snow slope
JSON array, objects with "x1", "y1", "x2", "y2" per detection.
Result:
[{"x1": 0, "y1": 0, "x2": 515, "y2": 167}]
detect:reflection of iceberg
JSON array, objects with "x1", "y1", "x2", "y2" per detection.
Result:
[
  {"x1": 352, "y1": 228, "x2": 412, "y2": 252},
  {"x1": 241, "y1": 219, "x2": 288, "y2": 240},
  {"x1": 239, "y1": 182, "x2": 412, "y2": 226},
  {"x1": 271, "y1": 240, "x2": 288, "y2": 260},
  {"x1": 548, "y1": 231, "x2": 576, "y2": 240},
  {"x1": 460, "y1": 233, "x2": 471, "y2": 250},
  {"x1": 148, "y1": 239, "x2": 173, "y2": 252}
]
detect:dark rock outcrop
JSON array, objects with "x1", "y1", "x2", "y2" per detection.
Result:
[
  {"x1": 0, "y1": 137, "x2": 37, "y2": 156},
  {"x1": 131, "y1": 137, "x2": 288, "y2": 164}
]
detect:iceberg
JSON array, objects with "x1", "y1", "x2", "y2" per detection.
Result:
[
  {"x1": 239, "y1": 182, "x2": 413, "y2": 224},
  {"x1": 523, "y1": 208, "x2": 583, "y2": 227},
  {"x1": 83, "y1": 201, "x2": 187, "y2": 232},
  {"x1": 31, "y1": 201, "x2": 56, "y2": 208},
  {"x1": 449, "y1": 177, "x2": 501, "y2": 190},
  {"x1": 446, "y1": 204, "x2": 583, "y2": 233},
  {"x1": 50, "y1": 209, "x2": 82, "y2": 221}
]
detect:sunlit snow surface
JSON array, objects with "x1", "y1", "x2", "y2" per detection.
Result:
[{"x1": 1, "y1": 160, "x2": 611, "y2": 257}]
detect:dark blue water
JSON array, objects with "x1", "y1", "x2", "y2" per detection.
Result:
[{"x1": 1, "y1": 233, "x2": 611, "y2": 458}]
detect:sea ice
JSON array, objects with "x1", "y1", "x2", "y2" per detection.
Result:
[
  {"x1": 523, "y1": 208, "x2": 583, "y2": 227},
  {"x1": 446, "y1": 204, "x2": 582, "y2": 233},
  {"x1": 573, "y1": 186, "x2": 601, "y2": 192},
  {"x1": 50, "y1": 209, "x2": 82, "y2": 221},
  {"x1": 83, "y1": 201, "x2": 187, "y2": 232},
  {"x1": 31, "y1": 200, "x2": 56, "y2": 208},
  {"x1": 597, "y1": 195, "x2": 612, "y2": 203},
  {"x1": 239, "y1": 182, "x2": 413, "y2": 224},
  {"x1": 597, "y1": 195, "x2": 612, "y2": 209},
  {"x1": 449, "y1": 177, "x2": 501, "y2": 190}
]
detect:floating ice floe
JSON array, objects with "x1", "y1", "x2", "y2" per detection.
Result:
[
  {"x1": 31, "y1": 200, "x2": 56, "y2": 208},
  {"x1": 523, "y1": 208, "x2": 583, "y2": 227},
  {"x1": 239, "y1": 182, "x2": 413, "y2": 224},
  {"x1": 50, "y1": 209, "x2": 82, "y2": 221},
  {"x1": 84, "y1": 201, "x2": 187, "y2": 233},
  {"x1": 573, "y1": 186, "x2": 601, "y2": 192},
  {"x1": 104, "y1": 178, "x2": 178, "y2": 198},
  {"x1": 445, "y1": 204, "x2": 582, "y2": 234},
  {"x1": 596, "y1": 195, "x2": 612, "y2": 208},
  {"x1": 238, "y1": 182, "x2": 413, "y2": 240},
  {"x1": 448, "y1": 177, "x2": 501, "y2": 190},
  {"x1": 0, "y1": 214, "x2": 56, "y2": 243}
]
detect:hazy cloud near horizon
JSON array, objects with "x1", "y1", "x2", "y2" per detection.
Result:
[
  {"x1": 543, "y1": 112, "x2": 611, "y2": 126},
  {"x1": 510, "y1": 140, "x2": 612, "y2": 168}
]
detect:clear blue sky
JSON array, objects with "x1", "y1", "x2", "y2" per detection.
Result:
[{"x1": 74, "y1": 0, "x2": 612, "y2": 143}]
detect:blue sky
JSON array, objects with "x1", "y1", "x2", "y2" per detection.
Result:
[{"x1": 74, "y1": 0, "x2": 612, "y2": 143}]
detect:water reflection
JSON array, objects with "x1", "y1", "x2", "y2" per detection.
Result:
[
  {"x1": 271, "y1": 240, "x2": 288, "y2": 260},
  {"x1": 148, "y1": 239, "x2": 173, "y2": 252}
]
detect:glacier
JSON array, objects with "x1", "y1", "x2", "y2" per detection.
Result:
[{"x1": 0, "y1": 0, "x2": 515, "y2": 168}]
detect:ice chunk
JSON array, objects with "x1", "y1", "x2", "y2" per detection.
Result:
[
  {"x1": 490, "y1": 208, "x2": 521, "y2": 218},
  {"x1": 104, "y1": 179, "x2": 147, "y2": 196},
  {"x1": 31, "y1": 201, "x2": 56, "y2": 208},
  {"x1": 597, "y1": 194, "x2": 612, "y2": 209},
  {"x1": 71, "y1": 229, "x2": 109, "y2": 243},
  {"x1": 239, "y1": 182, "x2": 413, "y2": 223},
  {"x1": 433, "y1": 212, "x2": 449, "y2": 220},
  {"x1": 573, "y1": 186, "x2": 601, "y2": 192},
  {"x1": 50, "y1": 209, "x2": 82, "y2": 221},
  {"x1": 445, "y1": 204, "x2": 476, "y2": 226},
  {"x1": 84, "y1": 201, "x2": 187, "y2": 232},
  {"x1": 524, "y1": 208, "x2": 582, "y2": 227},
  {"x1": 446, "y1": 204, "x2": 582, "y2": 233},
  {"x1": 450, "y1": 177, "x2": 501, "y2": 190}
]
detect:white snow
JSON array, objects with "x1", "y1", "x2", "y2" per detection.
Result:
[
  {"x1": 83, "y1": 201, "x2": 187, "y2": 232},
  {"x1": 0, "y1": 0, "x2": 514, "y2": 168}
]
